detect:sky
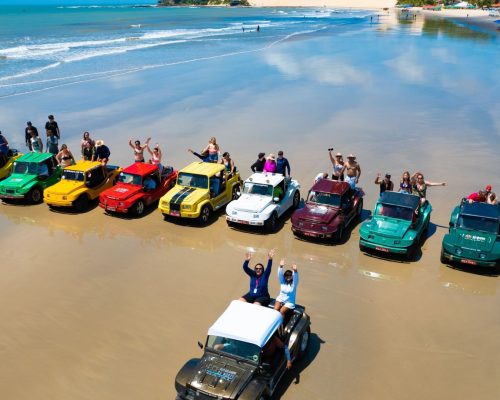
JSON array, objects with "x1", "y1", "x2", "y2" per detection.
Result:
[{"x1": 0, "y1": 0, "x2": 156, "y2": 5}]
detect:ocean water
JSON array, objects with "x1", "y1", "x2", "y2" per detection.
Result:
[{"x1": 0, "y1": 5, "x2": 375, "y2": 97}]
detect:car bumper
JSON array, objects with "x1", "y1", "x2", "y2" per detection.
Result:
[
  {"x1": 441, "y1": 248, "x2": 497, "y2": 267},
  {"x1": 0, "y1": 193, "x2": 26, "y2": 199},
  {"x1": 291, "y1": 226, "x2": 335, "y2": 238},
  {"x1": 360, "y1": 238, "x2": 410, "y2": 254},
  {"x1": 44, "y1": 198, "x2": 74, "y2": 207},
  {"x1": 159, "y1": 206, "x2": 200, "y2": 219},
  {"x1": 226, "y1": 216, "x2": 265, "y2": 226},
  {"x1": 99, "y1": 202, "x2": 129, "y2": 213}
]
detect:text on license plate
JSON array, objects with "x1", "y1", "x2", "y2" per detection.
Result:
[
  {"x1": 375, "y1": 246, "x2": 390, "y2": 253},
  {"x1": 304, "y1": 232, "x2": 317, "y2": 237},
  {"x1": 460, "y1": 259, "x2": 477, "y2": 265},
  {"x1": 170, "y1": 211, "x2": 180, "y2": 217},
  {"x1": 106, "y1": 206, "x2": 116, "y2": 211}
]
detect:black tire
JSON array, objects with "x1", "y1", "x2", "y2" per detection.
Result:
[
  {"x1": 298, "y1": 326, "x2": 311, "y2": 359},
  {"x1": 292, "y1": 190, "x2": 300, "y2": 209},
  {"x1": 440, "y1": 249, "x2": 447, "y2": 264},
  {"x1": 163, "y1": 213, "x2": 169, "y2": 221},
  {"x1": 199, "y1": 204, "x2": 212, "y2": 224},
  {"x1": 336, "y1": 224, "x2": 344, "y2": 241},
  {"x1": 74, "y1": 194, "x2": 89, "y2": 211},
  {"x1": 406, "y1": 243, "x2": 416, "y2": 261},
  {"x1": 359, "y1": 242, "x2": 368, "y2": 253},
  {"x1": 265, "y1": 212, "x2": 278, "y2": 232},
  {"x1": 133, "y1": 200, "x2": 145, "y2": 216},
  {"x1": 231, "y1": 184, "x2": 240, "y2": 200},
  {"x1": 356, "y1": 198, "x2": 363, "y2": 218},
  {"x1": 28, "y1": 186, "x2": 42, "y2": 204}
]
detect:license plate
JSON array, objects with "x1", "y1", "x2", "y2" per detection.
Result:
[
  {"x1": 304, "y1": 232, "x2": 317, "y2": 237},
  {"x1": 170, "y1": 211, "x2": 180, "y2": 217},
  {"x1": 460, "y1": 259, "x2": 477, "y2": 265},
  {"x1": 375, "y1": 246, "x2": 389, "y2": 253},
  {"x1": 239, "y1": 220, "x2": 250, "y2": 225},
  {"x1": 106, "y1": 206, "x2": 116, "y2": 211}
]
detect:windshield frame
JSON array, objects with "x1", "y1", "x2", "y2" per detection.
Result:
[
  {"x1": 307, "y1": 190, "x2": 341, "y2": 207},
  {"x1": 118, "y1": 172, "x2": 142, "y2": 186},
  {"x1": 13, "y1": 161, "x2": 39, "y2": 175},
  {"x1": 177, "y1": 172, "x2": 208, "y2": 189},
  {"x1": 243, "y1": 182, "x2": 273, "y2": 197},
  {"x1": 62, "y1": 170, "x2": 85, "y2": 182},
  {"x1": 457, "y1": 214, "x2": 499, "y2": 235},
  {"x1": 205, "y1": 335, "x2": 261, "y2": 365},
  {"x1": 376, "y1": 203, "x2": 414, "y2": 221}
]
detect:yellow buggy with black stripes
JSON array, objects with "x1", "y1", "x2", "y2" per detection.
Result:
[{"x1": 158, "y1": 161, "x2": 241, "y2": 224}]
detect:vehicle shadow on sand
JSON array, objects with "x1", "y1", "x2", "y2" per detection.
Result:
[
  {"x1": 444, "y1": 263, "x2": 499, "y2": 277},
  {"x1": 103, "y1": 202, "x2": 159, "y2": 220},
  {"x1": 163, "y1": 209, "x2": 221, "y2": 228},
  {"x1": 48, "y1": 198, "x2": 100, "y2": 214},
  {"x1": 271, "y1": 332, "x2": 324, "y2": 399}
]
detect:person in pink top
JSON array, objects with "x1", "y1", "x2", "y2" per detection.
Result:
[{"x1": 263, "y1": 153, "x2": 277, "y2": 173}]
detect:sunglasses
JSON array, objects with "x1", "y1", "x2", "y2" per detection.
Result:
[{"x1": 255, "y1": 267, "x2": 263, "y2": 271}]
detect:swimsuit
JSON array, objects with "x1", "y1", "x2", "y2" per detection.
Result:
[{"x1": 399, "y1": 181, "x2": 411, "y2": 194}]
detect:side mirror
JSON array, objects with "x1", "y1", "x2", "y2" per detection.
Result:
[
  {"x1": 197, "y1": 341, "x2": 204, "y2": 349},
  {"x1": 273, "y1": 197, "x2": 279, "y2": 203},
  {"x1": 236, "y1": 191, "x2": 241, "y2": 196}
]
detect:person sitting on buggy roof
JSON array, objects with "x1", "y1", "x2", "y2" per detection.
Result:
[
  {"x1": 274, "y1": 259, "x2": 299, "y2": 318},
  {"x1": 239, "y1": 249, "x2": 275, "y2": 307}
]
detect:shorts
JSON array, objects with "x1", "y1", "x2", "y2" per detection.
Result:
[
  {"x1": 276, "y1": 295, "x2": 295, "y2": 310},
  {"x1": 242, "y1": 292, "x2": 270, "y2": 306},
  {"x1": 345, "y1": 175, "x2": 357, "y2": 189}
]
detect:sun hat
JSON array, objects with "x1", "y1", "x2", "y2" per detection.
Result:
[
  {"x1": 335, "y1": 152, "x2": 342, "y2": 157},
  {"x1": 347, "y1": 153, "x2": 356, "y2": 159},
  {"x1": 95, "y1": 140, "x2": 104, "y2": 147}
]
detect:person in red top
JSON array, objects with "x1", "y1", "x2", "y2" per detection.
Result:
[{"x1": 467, "y1": 190, "x2": 487, "y2": 203}]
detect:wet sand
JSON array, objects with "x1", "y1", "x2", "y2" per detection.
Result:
[{"x1": 1, "y1": 11, "x2": 500, "y2": 400}]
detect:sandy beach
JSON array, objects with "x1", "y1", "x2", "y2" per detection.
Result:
[
  {"x1": 250, "y1": 0, "x2": 396, "y2": 7},
  {"x1": 0, "y1": 5, "x2": 499, "y2": 400}
]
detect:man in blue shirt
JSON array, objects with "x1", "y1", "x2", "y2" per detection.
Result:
[
  {"x1": 276, "y1": 151, "x2": 291, "y2": 177},
  {"x1": 239, "y1": 249, "x2": 275, "y2": 307}
]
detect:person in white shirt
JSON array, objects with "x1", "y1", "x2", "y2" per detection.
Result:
[{"x1": 274, "y1": 259, "x2": 299, "y2": 316}]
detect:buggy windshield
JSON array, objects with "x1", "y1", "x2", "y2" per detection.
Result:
[
  {"x1": 118, "y1": 172, "x2": 142, "y2": 185},
  {"x1": 243, "y1": 182, "x2": 273, "y2": 196},
  {"x1": 308, "y1": 191, "x2": 341, "y2": 207},
  {"x1": 206, "y1": 335, "x2": 261, "y2": 364},
  {"x1": 377, "y1": 203, "x2": 414, "y2": 221},
  {"x1": 62, "y1": 170, "x2": 85, "y2": 182},
  {"x1": 177, "y1": 172, "x2": 208, "y2": 189},
  {"x1": 13, "y1": 162, "x2": 38, "y2": 175},
  {"x1": 457, "y1": 215, "x2": 499, "y2": 234}
]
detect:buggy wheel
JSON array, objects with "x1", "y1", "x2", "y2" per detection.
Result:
[
  {"x1": 356, "y1": 198, "x2": 363, "y2": 218},
  {"x1": 440, "y1": 249, "x2": 447, "y2": 264},
  {"x1": 29, "y1": 186, "x2": 42, "y2": 204},
  {"x1": 406, "y1": 243, "x2": 416, "y2": 261},
  {"x1": 74, "y1": 194, "x2": 89, "y2": 211},
  {"x1": 265, "y1": 212, "x2": 278, "y2": 233},
  {"x1": 298, "y1": 326, "x2": 311, "y2": 358},
  {"x1": 292, "y1": 190, "x2": 300, "y2": 209},
  {"x1": 133, "y1": 200, "x2": 145, "y2": 216},
  {"x1": 199, "y1": 205, "x2": 212, "y2": 224},
  {"x1": 336, "y1": 224, "x2": 344, "y2": 241},
  {"x1": 231, "y1": 184, "x2": 240, "y2": 200}
]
